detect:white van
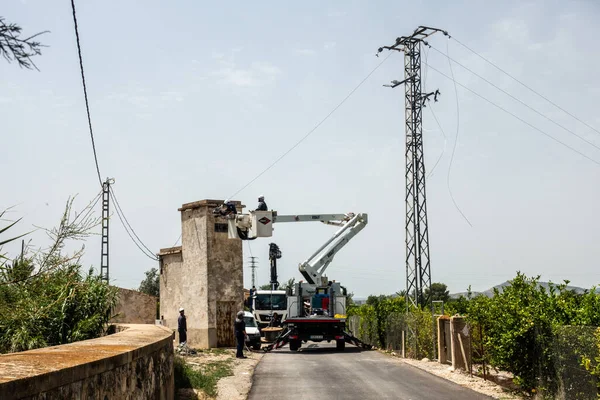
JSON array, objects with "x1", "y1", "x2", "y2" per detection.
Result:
[{"x1": 243, "y1": 311, "x2": 262, "y2": 350}]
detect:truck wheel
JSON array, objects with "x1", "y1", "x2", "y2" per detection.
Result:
[
  {"x1": 252, "y1": 342, "x2": 261, "y2": 350},
  {"x1": 336, "y1": 339, "x2": 345, "y2": 351},
  {"x1": 289, "y1": 339, "x2": 300, "y2": 351}
]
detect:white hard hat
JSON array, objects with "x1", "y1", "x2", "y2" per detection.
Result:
[
  {"x1": 259, "y1": 195, "x2": 264, "y2": 199},
  {"x1": 179, "y1": 307, "x2": 184, "y2": 312}
]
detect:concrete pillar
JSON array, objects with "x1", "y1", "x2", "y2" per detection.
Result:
[
  {"x1": 450, "y1": 316, "x2": 471, "y2": 372},
  {"x1": 160, "y1": 199, "x2": 244, "y2": 349},
  {"x1": 437, "y1": 316, "x2": 450, "y2": 364}
]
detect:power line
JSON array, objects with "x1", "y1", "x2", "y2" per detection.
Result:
[
  {"x1": 172, "y1": 234, "x2": 182, "y2": 248},
  {"x1": 227, "y1": 52, "x2": 394, "y2": 200},
  {"x1": 445, "y1": 40, "x2": 472, "y2": 228},
  {"x1": 429, "y1": 44, "x2": 600, "y2": 153},
  {"x1": 70, "y1": 0, "x2": 102, "y2": 187},
  {"x1": 450, "y1": 36, "x2": 600, "y2": 138},
  {"x1": 109, "y1": 187, "x2": 158, "y2": 261},
  {"x1": 424, "y1": 61, "x2": 600, "y2": 167},
  {"x1": 426, "y1": 106, "x2": 447, "y2": 179}
]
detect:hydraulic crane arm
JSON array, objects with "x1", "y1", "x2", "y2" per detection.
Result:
[
  {"x1": 224, "y1": 209, "x2": 367, "y2": 284},
  {"x1": 296, "y1": 213, "x2": 368, "y2": 284}
]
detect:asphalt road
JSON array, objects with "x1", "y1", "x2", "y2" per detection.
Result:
[{"x1": 248, "y1": 342, "x2": 491, "y2": 400}]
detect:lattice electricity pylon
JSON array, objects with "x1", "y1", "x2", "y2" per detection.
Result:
[
  {"x1": 378, "y1": 26, "x2": 447, "y2": 309},
  {"x1": 100, "y1": 178, "x2": 113, "y2": 283}
]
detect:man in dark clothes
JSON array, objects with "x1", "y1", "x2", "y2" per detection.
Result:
[
  {"x1": 268, "y1": 312, "x2": 282, "y2": 328},
  {"x1": 178, "y1": 308, "x2": 187, "y2": 345},
  {"x1": 256, "y1": 195, "x2": 267, "y2": 211},
  {"x1": 234, "y1": 311, "x2": 247, "y2": 358}
]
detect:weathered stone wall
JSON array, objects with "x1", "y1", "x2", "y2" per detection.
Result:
[
  {"x1": 0, "y1": 324, "x2": 174, "y2": 400},
  {"x1": 159, "y1": 199, "x2": 244, "y2": 348},
  {"x1": 112, "y1": 287, "x2": 158, "y2": 324}
]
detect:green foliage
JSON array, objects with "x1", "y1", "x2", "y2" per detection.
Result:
[
  {"x1": 279, "y1": 277, "x2": 295, "y2": 291},
  {"x1": 138, "y1": 267, "x2": 159, "y2": 297},
  {"x1": 581, "y1": 327, "x2": 600, "y2": 396},
  {"x1": 174, "y1": 356, "x2": 233, "y2": 397},
  {"x1": 258, "y1": 284, "x2": 271, "y2": 290},
  {"x1": 425, "y1": 282, "x2": 450, "y2": 302},
  {"x1": 348, "y1": 294, "x2": 406, "y2": 348},
  {"x1": 0, "y1": 198, "x2": 118, "y2": 354},
  {"x1": 465, "y1": 272, "x2": 600, "y2": 396}
]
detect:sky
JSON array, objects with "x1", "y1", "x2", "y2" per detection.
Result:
[{"x1": 2, "y1": 0, "x2": 600, "y2": 298}]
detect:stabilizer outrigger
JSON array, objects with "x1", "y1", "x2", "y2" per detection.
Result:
[{"x1": 263, "y1": 327, "x2": 373, "y2": 352}]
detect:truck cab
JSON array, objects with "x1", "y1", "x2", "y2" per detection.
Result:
[{"x1": 251, "y1": 289, "x2": 288, "y2": 329}]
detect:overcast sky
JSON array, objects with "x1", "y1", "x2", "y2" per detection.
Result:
[{"x1": 2, "y1": 0, "x2": 600, "y2": 297}]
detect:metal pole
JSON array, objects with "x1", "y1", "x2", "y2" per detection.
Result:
[{"x1": 100, "y1": 178, "x2": 111, "y2": 283}]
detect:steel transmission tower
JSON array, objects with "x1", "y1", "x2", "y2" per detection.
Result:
[
  {"x1": 100, "y1": 178, "x2": 114, "y2": 283},
  {"x1": 378, "y1": 26, "x2": 447, "y2": 309}
]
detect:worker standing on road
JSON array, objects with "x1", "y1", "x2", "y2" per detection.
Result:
[
  {"x1": 256, "y1": 195, "x2": 268, "y2": 211},
  {"x1": 234, "y1": 311, "x2": 248, "y2": 358},
  {"x1": 178, "y1": 307, "x2": 187, "y2": 345}
]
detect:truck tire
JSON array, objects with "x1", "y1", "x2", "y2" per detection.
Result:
[
  {"x1": 336, "y1": 339, "x2": 345, "y2": 351},
  {"x1": 289, "y1": 339, "x2": 300, "y2": 351}
]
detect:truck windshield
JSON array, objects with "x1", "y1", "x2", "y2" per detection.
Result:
[
  {"x1": 243, "y1": 317, "x2": 257, "y2": 327},
  {"x1": 255, "y1": 294, "x2": 287, "y2": 310}
]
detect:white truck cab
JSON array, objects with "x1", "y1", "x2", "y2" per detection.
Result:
[{"x1": 251, "y1": 290, "x2": 288, "y2": 328}]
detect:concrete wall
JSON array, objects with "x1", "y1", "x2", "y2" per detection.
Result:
[
  {"x1": 112, "y1": 287, "x2": 158, "y2": 324},
  {"x1": 160, "y1": 199, "x2": 244, "y2": 349},
  {"x1": 0, "y1": 324, "x2": 174, "y2": 400}
]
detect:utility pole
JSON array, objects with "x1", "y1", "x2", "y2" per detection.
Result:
[
  {"x1": 249, "y1": 256, "x2": 258, "y2": 289},
  {"x1": 268, "y1": 243, "x2": 282, "y2": 291},
  {"x1": 378, "y1": 26, "x2": 447, "y2": 309},
  {"x1": 100, "y1": 178, "x2": 114, "y2": 283}
]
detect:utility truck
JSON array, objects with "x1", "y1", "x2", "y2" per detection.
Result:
[{"x1": 219, "y1": 207, "x2": 372, "y2": 352}]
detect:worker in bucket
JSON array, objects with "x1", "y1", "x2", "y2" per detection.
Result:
[
  {"x1": 255, "y1": 195, "x2": 268, "y2": 211},
  {"x1": 178, "y1": 307, "x2": 187, "y2": 345},
  {"x1": 234, "y1": 311, "x2": 248, "y2": 358}
]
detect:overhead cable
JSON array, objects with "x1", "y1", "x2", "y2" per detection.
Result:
[
  {"x1": 70, "y1": 0, "x2": 102, "y2": 187},
  {"x1": 227, "y1": 52, "x2": 394, "y2": 200},
  {"x1": 424, "y1": 61, "x2": 600, "y2": 167},
  {"x1": 109, "y1": 187, "x2": 158, "y2": 261},
  {"x1": 450, "y1": 36, "x2": 600, "y2": 138},
  {"x1": 429, "y1": 44, "x2": 600, "y2": 153},
  {"x1": 444, "y1": 40, "x2": 472, "y2": 228}
]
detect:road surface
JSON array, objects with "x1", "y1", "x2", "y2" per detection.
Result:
[{"x1": 249, "y1": 343, "x2": 491, "y2": 400}]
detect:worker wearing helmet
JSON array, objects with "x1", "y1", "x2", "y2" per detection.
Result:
[{"x1": 256, "y1": 195, "x2": 268, "y2": 211}]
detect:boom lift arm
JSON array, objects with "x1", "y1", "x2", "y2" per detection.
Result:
[{"x1": 295, "y1": 213, "x2": 367, "y2": 284}]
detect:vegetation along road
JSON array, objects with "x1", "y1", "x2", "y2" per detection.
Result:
[{"x1": 248, "y1": 343, "x2": 491, "y2": 400}]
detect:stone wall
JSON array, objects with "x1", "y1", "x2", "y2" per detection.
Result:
[
  {"x1": 112, "y1": 287, "x2": 158, "y2": 324},
  {"x1": 0, "y1": 324, "x2": 174, "y2": 400},
  {"x1": 159, "y1": 199, "x2": 244, "y2": 349}
]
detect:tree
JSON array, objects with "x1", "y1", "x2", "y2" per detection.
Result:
[
  {"x1": 138, "y1": 267, "x2": 159, "y2": 297},
  {"x1": 0, "y1": 199, "x2": 118, "y2": 353},
  {"x1": 279, "y1": 277, "x2": 295, "y2": 291},
  {"x1": 425, "y1": 282, "x2": 450, "y2": 302},
  {"x1": 0, "y1": 16, "x2": 47, "y2": 70}
]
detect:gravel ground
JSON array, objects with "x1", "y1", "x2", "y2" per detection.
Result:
[
  {"x1": 178, "y1": 347, "x2": 263, "y2": 400},
  {"x1": 383, "y1": 352, "x2": 522, "y2": 400}
]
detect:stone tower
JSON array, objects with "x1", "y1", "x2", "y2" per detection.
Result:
[{"x1": 159, "y1": 199, "x2": 244, "y2": 348}]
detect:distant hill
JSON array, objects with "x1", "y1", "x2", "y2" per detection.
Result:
[{"x1": 450, "y1": 281, "x2": 596, "y2": 299}]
